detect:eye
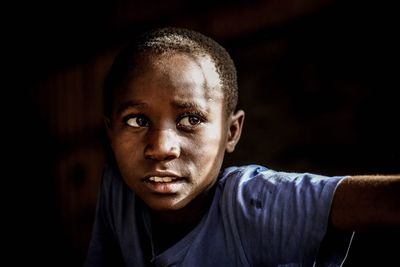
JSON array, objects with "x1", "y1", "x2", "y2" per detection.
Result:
[
  {"x1": 125, "y1": 115, "x2": 150, "y2": 128},
  {"x1": 178, "y1": 114, "x2": 202, "y2": 127}
]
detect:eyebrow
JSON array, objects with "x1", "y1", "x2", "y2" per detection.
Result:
[
  {"x1": 116, "y1": 101, "x2": 148, "y2": 115},
  {"x1": 171, "y1": 101, "x2": 206, "y2": 111},
  {"x1": 116, "y1": 100, "x2": 209, "y2": 115}
]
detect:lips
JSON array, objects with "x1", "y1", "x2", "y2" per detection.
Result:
[
  {"x1": 143, "y1": 172, "x2": 186, "y2": 194},
  {"x1": 144, "y1": 171, "x2": 182, "y2": 180}
]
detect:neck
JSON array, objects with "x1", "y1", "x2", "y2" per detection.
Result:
[
  {"x1": 149, "y1": 185, "x2": 217, "y2": 254},
  {"x1": 151, "y1": 184, "x2": 216, "y2": 225}
]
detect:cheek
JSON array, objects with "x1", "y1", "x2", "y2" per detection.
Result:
[
  {"x1": 187, "y1": 126, "x2": 227, "y2": 169},
  {"x1": 111, "y1": 133, "x2": 142, "y2": 162}
]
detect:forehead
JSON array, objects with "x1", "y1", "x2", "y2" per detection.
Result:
[{"x1": 120, "y1": 52, "x2": 224, "y2": 105}]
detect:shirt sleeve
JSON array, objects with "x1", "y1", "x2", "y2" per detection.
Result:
[
  {"x1": 83, "y1": 165, "x2": 125, "y2": 267},
  {"x1": 220, "y1": 165, "x2": 353, "y2": 266}
]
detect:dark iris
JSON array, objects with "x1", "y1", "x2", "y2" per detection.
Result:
[
  {"x1": 136, "y1": 116, "x2": 149, "y2": 127},
  {"x1": 188, "y1": 116, "x2": 200, "y2": 125}
]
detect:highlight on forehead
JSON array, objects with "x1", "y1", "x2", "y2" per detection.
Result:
[
  {"x1": 156, "y1": 52, "x2": 221, "y2": 93},
  {"x1": 196, "y1": 55, "x2": 221, "y2": 92},
  {"x1": 132, "y1": 51, "x2": 222, "y2": 98}
]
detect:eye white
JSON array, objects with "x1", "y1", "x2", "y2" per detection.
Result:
[
  {"x1": 126, "y1": 118, "x2": 140, "y2": 127},
  {"x1": 180, "y1": 117, "x2": 190, "y2": 126}
]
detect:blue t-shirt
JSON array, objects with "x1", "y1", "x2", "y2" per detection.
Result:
[{"x1": 84, "y1": 164, "x2": 353, "y2": 267}]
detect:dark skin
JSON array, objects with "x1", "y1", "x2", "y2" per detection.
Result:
[
  {"x1": 106, "y1": 51, "x2": 399, "y2": 253},
  {"x1": 331, "y1": 175, "x2": 400, "y2": 230}
]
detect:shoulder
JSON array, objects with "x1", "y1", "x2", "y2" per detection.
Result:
[
  {"x1": 218, "y1": 164, "x2": 347, "y2": 221},
  {"x1": 101, "y1": 163, "x2": 125, "y2": 189},
  {"x1": 98, "y1": 163, "x2": 133, "y2": 206},
  {"x1": 216, "y1": 165, "x2": 349, "y2": 264},
  {"x1": 219, "y1": 164, "x2": 345, "y2": 194}
]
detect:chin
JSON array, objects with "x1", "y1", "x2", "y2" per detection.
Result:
[{"x1": 145, "y1": 196, "x2": 189, "y2": 212}]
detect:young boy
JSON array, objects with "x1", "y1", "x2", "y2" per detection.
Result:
[{"x1": 84, "y1": 27, "x2": 399, "y2": 266}]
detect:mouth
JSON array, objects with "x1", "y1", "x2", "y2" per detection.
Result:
[
  {"x1": 147, "y1": 176, "x2": 179, "y2": 183},
  {"x1": 143, "y1": 174, "x2": 187, "y2": 194}
]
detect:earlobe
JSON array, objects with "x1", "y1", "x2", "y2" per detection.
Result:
[{"x1": 226, "y1": 110, "x2": 245, "y2": 153}]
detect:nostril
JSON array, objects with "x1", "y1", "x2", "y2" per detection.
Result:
[
  {"x1": 145, "y1": 146, "x2": 180, "y2": 161},
  {"x1": 144, "y1": 129, "x2": 180, "y2": 161}
]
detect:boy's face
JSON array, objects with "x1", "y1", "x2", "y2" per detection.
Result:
[{"x1": 107, "y1": 52, "x2": 243, "y2": 212}]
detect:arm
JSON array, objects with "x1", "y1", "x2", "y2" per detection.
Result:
[{"x1": 330, "y1": 175, "x2": 400, "y2": 230}]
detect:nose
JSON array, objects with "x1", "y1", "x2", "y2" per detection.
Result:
[{"x1": 144, "y1": 128, "x2": 180, "y2": 161}]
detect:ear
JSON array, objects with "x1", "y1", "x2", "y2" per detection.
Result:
[{"x1": 226, "y1": 110, "x2": 245, "y2": 153}]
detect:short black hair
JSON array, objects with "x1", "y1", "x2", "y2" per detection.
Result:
[{"x1": 104, "y1": 27, "x2": 238, "y2": 117}]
